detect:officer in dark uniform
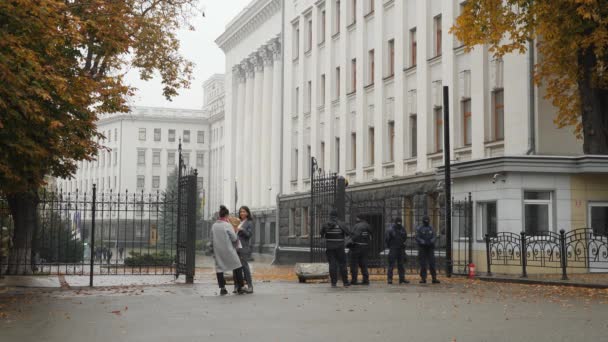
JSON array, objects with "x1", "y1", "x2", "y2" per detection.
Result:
[
  {"x1": 349, "y1": 215, "x2": 372, "y2": 285},
  {"x1": 321, "y1": 209, "x2": 350, "y2": 287},
  {"x1": 385, "y1": 217, "x2": 410, "y2": 284},
  {"x1": 415, "y1": 216, "x2": 440, "y2": 284}
]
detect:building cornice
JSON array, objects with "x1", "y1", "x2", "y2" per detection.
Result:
[
  {"x1": 215, "y1": 0, "x2": 281, "y2": 52},
  {"x1": 436, "y1": 155, "x2": 608, "y2": 179}
]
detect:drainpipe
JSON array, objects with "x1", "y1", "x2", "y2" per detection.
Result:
[
  {"x1": 272, "y1": 0, "x2": 286, "y2": 265},
  {"x1": 526, "y1": 39, "x2": 536, "y2": 155}
]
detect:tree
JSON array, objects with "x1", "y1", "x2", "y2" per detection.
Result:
[
  {"x1": 451, "y1": 0, "x2": 608, "y2": 154},
  {"x1": 0, "y1": 0, "x2": 199, "y2": 274}
]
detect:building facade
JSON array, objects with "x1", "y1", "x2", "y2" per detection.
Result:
[
  {"x1": 272, "y1": 0, "x2": 608, "y2": 266},
  {"x1": 56, "y1": 106, "x2": 209, "y2": 197},
  {"x1": 203, "y1": 74, "x2": 226, "y2": 218},
  {"x1": 216, "y1": 0, "x2": 283, "y2": 253}
]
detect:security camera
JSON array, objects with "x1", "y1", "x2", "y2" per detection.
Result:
[{"x1": 492, "y1": 173, "x2": 506, "y2": 184}]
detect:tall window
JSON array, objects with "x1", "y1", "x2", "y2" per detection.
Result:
[
  {"x1": 183, "y1": 130, "x2": 190, "y2": 143},
  {"x1": 154, "y1": 128, "x2": 161, "y2": 141},
  {"x1": 410, "y1": 28, "x2": 417, "y2": 67},
  {"x1": 388, "y1": 39, "x2": 395, "y2": 76},
  {"x1": 295, "y1": 87, "x2": 300, "y2": 114},
  {"x1": 307, "y1": 18, "x2": 313, "y2": 52},
  {"x1": 114, "y1": 128, "x2": 118, "y2": 141},
  {"x1": 293, "y1": 23, "x2": 300, "y2": 60},
  {"x1": 320, "y1": 10, "x2": 326, "y2": 44},
  {"x1": 463, "y1": 99, "x2": 472, "y2": 146},
  {"x1": 368, "y1": 49, "x2": 375, "y2": 85},
  {"x1": 335, "y1": 67, "x2": 341, "y2": 98},
  {"x1": 351, "y1": 133, "x2": 357, "y2": 169},
  {"x1": 335, "y1": 137, "x2": 340, "y2": 171},
  {"x1": 137, "y1": 150, "x2": 145, "y2": 165},
  {"x1": 320, "y1": 74, "x2": 326, "y2": 105},
  {"x1": 478, "y1": 202, "x2": 498, "y2": 238},
  {"x1": 294, "y1": 149, "x2": 299, "y2": 180},
  {"x1": 335, "y1": 0, "x2": 341, "y2": 34},
  {"x1": 434, "y1": 15, "x2": 442, "y2": 57},
  {"x1": 152, "y1": 151, "x2": 161, "y2": 165},
  {"x1": 307, "y1": 80, "x2": 312, "y2": 113},
  {"x1": 152, "y1": 176, "x2": 160, "y2": 189},
  {"x1": 306, "y1": 145, "x2": 311, "y2": 178},
  {"x1": 435, "y1": 107, "x2": 443, "y2": 152},
  {"x1": 350, "y1": 0, "x2": 357, "y2": 25},
  {"x1": 388, "y1": 121, "x2": 395, "y2": 162},
  {"x1": 410, "y1": 114, "x2": 418, "y2": 157},
  {"x1": 197, "y1": 130, "x2": 205, "y2": 143},
  {"x1": 524, "y1": 191, "x2": 553, "y2": 235},
  {"x1": 167, "y1": 151, "x2": 175, "y2": 166},
  {"x1": 368, "y1": 0, "x2": 374, "y2": 14},
  {"x1": 196, "y1": 152, "x2": 204, "y2": 167},
  {"x1": 168, "y1": 129, "x2": 175, "y2": 142},
  {"x1": 289, "y1": 208, "x2": 296, "y2": 236},
  {"x1": 182, "y1": 152, "x2": 190, "y2": 166},
  {"x1": 320, "y1": 142, "x2": 326, "y2": 170},
  {"x1": 137, "y1": 176, "x2": 145, "y2": 190},
  {"x1": 368, "y1": 127, "x2": 375, "y2": 165},
  {"x1": 351, "y1": 58, "x2": 357, "y2": 92},
  {"x1": 493, "y1": 89, "x2": 505, "y2": 140},
  {"x1": 138, "y1": 128, "x2": 146, "y2": 141},
  {"x1": 590, "y1": 203, "x2": 608, "y2": 236}
]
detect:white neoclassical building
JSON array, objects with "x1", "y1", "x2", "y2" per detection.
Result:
[
  {"x1": 216, "y1": 0, "x2": 283, "y2": 252},
  {"x1": 56, "y1": 106, "x2": 209, "y2": 198},
  {"x1": 203, "y1": 74, "x2": 226, "y2": 218},
  {"x1": 214, "y1": 0, "x2": 608, "y2": 264}
]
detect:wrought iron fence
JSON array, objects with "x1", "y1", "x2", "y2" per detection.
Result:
[
  {"x1": 485, "y1": 228, "x2": 608, "y2": 279},
  {"x1": 0, "y1": 188, "x2": 183, "y2": 277}
]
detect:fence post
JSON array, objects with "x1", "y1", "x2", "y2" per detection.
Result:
[
  {"x1": 89, "y1": 184, "x2": 96, "y2": 287},
  {"x1": 520, "y1": 231, "x2": 527, "y2": 278},
  {"x1": 186, "y1": 171, "x2": 198, "y2": 284},
  {"x1": 485, "y1": 234, "x2": 492, "y2": 276},
  {"x1": 560, "y1": 229, "x2": 568, "y2": 280}
]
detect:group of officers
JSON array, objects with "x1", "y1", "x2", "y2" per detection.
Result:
[{"x1": 320, "y1": 209, "x2": 440, "y2": 287}]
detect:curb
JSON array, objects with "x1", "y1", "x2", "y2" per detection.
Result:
[{"x1": 477, "y1": 276, "x2": 608, "y2": 289}]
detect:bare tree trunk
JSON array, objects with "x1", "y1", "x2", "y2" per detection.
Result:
[
  {"x1": 579, "y1": 47, "x2": 608, "y2": 155},
  {"x1": 6, "y1": 191, "x2": 39, "y2": 275}
]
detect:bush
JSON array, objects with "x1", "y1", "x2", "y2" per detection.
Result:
[{"x1": 124, "y1": 251, "x2": 174, "y2": 267}]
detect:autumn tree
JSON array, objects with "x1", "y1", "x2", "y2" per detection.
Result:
[
  {"x1": 0, "y1": 0, "x2": 199, "y2": 274},
  {"x1": 451, "y1": 0, "x2": 608, "y2": 154}
]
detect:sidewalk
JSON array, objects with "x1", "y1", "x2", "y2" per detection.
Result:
[{"x1": 477, "y1": 272, "x2": 608, "y2": 289}]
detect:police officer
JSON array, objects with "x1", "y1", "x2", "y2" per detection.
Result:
[
  {"x1": 416, "y1": 216, "x2": 440, "y2": 284},
  {"x1": 385, "y1": 217, "x2": 409, "y2": 284},
  {"x1": 349, "y1": 215, "x2": 372, "y2": 285},
  {"x1": 321, "y1": 209, "x2": 350, "y2": 288}
]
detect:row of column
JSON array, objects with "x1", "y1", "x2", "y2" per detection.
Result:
[{"x1": 232, "y1": 36, "x2": 282, "y2": 210}]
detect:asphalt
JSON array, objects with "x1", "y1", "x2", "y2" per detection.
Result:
[{"x1": 1, "y1": 280, "x2": 607, "y2": 342}]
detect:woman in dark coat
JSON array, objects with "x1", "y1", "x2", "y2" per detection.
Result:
[{"x1": 236, "y1": 206, "x2": 254, "y2": 292}]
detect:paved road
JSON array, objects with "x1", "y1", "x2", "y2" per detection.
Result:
[{"x1": 1, "y1": 281, "x2": 607, "y2": 342}]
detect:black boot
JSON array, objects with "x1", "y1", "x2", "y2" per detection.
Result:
[{"x1": 432, "y1": 278, "x2": 440, "y2": 284}]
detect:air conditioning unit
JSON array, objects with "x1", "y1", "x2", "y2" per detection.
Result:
[
  {"x1": 490, "y1": 58, "x2": 504, "y2": 90},
  {"x1": 432, "y1": 80, "x2": 443, "y2": 107},
  {"x1": 459, "y1": 70, "x2": 471, "y2": 99}
]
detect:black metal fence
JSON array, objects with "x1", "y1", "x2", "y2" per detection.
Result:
[
  {"x1": 485, "y1": 228, "x2": 608, "y2": 279},
  {"x1": 0, "y1": 145, "x2": 198, "y2": 284},
  {"x1": 309, "y1": 157, "x2": 338, "y2": 263}
]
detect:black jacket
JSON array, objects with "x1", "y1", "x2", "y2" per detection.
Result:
[
  {"x1": 321, "y1": 218, "x2": 349, "y2": 250},
  {"x1": 238, "y1": 220, "x2": 254, "y2": 254},
  {"x1": 385, "y1": 223, "x2": 407, "y2": 250},
  {"x1": 415, "y1": 223, "x2": 436, "y2": 248},
  {"x1": 350, "y1": 221, "x2": 372, "y2": 247}
]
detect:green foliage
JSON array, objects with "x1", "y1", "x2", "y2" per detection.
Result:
[
  {"x1": 124, "y1": 251, "x2": 174, "y2": 267},
  {"x1": 35, "y1": 217, "x2": 84, "y2": 263}
]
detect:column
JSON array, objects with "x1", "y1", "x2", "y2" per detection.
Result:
[
  {"x1": 243, "y1": 59, "x2": 255, "y2": 206},
  {"x1": 416, "y1": 0, "x2": 430, "y2": 171},
  {"x1": 251, "y1": 53, "x2": 265, "y2": 208},
  {"x1": 373, "y1": 3, "x2": 385, "y2": 179},
  {"x1": 261, "y1": 44, "x2": 274, "y2": 208},
  {"x1": 236, "y1": 67, "x2": 247, "y2": 208},
  {"x1": 393, "y1": 0, "x2": 406, "y2": 176},
  {"x1": 270, "y1": 36, "x2": 282, "y2": 205}
]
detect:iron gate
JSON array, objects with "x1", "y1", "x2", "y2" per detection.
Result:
[
  {"x1": 175, "y1": 144, "x2": 197, "y2": 282},
  {"x1": 310, "y1": 157, "x2": 338, "y2": 263},
  {"x1": 0, "y1": 143, "x2": 197, "y2": 285},
  {"x1": 451, "y1": 194, "x2": 473, "y2": 275}
]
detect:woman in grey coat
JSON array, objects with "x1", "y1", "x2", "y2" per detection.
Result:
[{"x1": 212, "y1": 205, "x2": 250, "y2": 295}]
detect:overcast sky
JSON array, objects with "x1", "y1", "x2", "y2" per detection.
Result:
[{"x1": 125, "y1": 1, "x2": 251, "y2": 110}]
